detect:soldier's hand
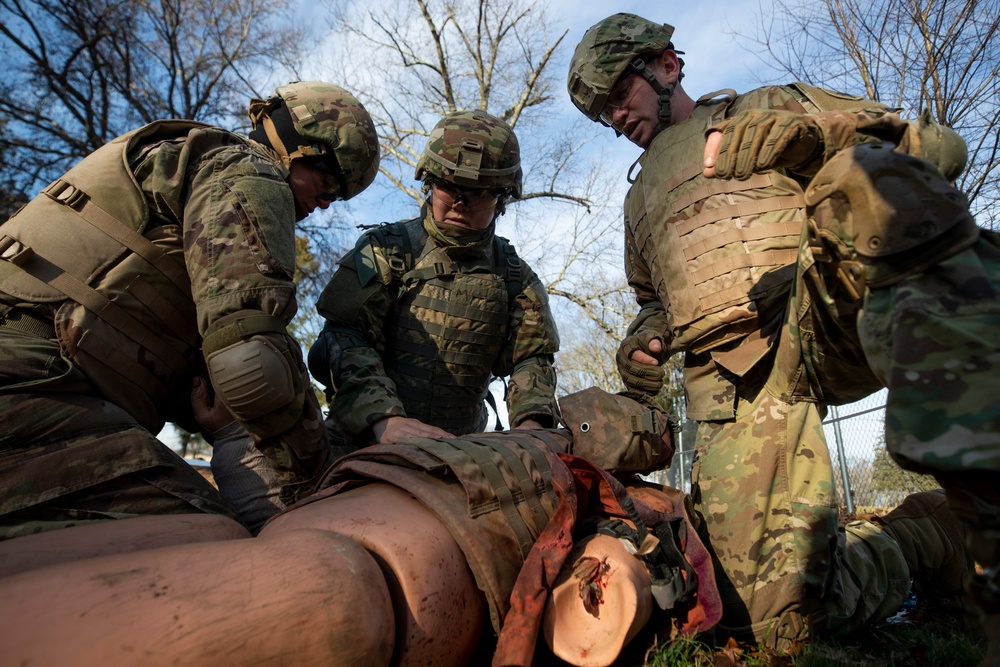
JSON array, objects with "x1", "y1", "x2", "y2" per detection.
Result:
[
  {"x1": 191, "y1": 376, "x2": 237, "y2": 435},
  {"x1": 705, "y1": 110, "x2": 823, "y2": 179},
  {"x1": 373, "y1": 416, "x2": 454, "y2": 444},
  {"x1": 616, "y1": 333, "x2": 666, "y2": 395}
]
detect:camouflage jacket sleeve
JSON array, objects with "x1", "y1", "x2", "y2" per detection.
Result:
[
  {"x1": 137, "y1": 131, "x2": 329, "y2": 503},
  {"x1": 312, "y1": 234, "x2": 408, "y2": 441},
  {"x1": 493, "y1": 259, "x2": 561, "y2": 427}
]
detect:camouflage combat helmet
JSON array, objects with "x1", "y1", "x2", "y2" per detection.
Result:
[
  {"x1": 568, "y1": 14, "x2": 680, "y2": 131},
  {"x1": 248, "y1": 81, "x2": 380, "y2": 200},
  {"x1": 415, "y1": 111, "x2": 522, "y2": 198}
]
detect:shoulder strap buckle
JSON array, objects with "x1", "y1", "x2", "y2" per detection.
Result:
[
  {"x1": 42, "y1": 179, "x2": 88, "y2": 210},
  {"x1": 0, "y1": 235, "x2": 34, "y2": 266}
]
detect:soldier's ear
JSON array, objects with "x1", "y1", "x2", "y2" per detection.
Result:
[{"x1": 658, "y1": 50, "x2": 681, "y2": 84}]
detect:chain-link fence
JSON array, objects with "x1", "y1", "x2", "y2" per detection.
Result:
[
  {"x1": 823, "y1": 390, "x2": 939, "y2": 514},
  {"x1": 648, "y1": 390, "x2": 939, "y2": 514}
]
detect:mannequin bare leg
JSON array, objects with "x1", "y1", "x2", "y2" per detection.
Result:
[
  {"x1": 0, "y1": 513, "x2": 250, "y2": 578},
  {"x1": 0, "y1": 528, "x2": 395, "y2": 667},
  {"x1": 261, "y1": 483, "x2": 486, "y2": 667}
]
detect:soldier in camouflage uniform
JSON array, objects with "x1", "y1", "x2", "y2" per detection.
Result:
[
  {"x1": 568, "y1": 13, "x2": 992, "y2": 653},
  {"x1": 0, "y1": 81, "x2": 380, "y2": 543},
  {"x1": 309, "y1": 110, "x2": 560, "y2": 452}
]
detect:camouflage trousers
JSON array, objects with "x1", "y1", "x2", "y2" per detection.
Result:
[
  {"x1": 859, "y1": 232, "x2": 1000, "y2": 479},
  {"x1": 860, "y1": 231, "x2": 1000, "y2": 626},
  {"x1": 0, "y1": 391, "x2": 239, "y2": 540},
  {"x1": 690, "y1": 389, "x2": 910, "y2": 647}
]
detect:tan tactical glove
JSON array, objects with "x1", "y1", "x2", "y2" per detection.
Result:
[
  {"x1": 711, "y1": 109, "x2": 824, "y2": 179},
  {"x1": 616, "y1": 332, "x2": 666, "y2": 395}
]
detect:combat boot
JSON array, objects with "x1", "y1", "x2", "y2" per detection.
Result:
[{"x1": 873, "y1": 490, "x2": 983, "y2": 635}]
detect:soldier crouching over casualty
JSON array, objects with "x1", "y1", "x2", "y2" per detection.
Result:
[
  {"x1": 308, "y1": 110, "x2": 560, "y2": 455},
  {"x1": 0, "y1": 82, "x2": 380, "y2": 554},
  {"x1": 0, "y1": 387, "x2": 723, "y2": 667},
  {"x1": 568, "y1": 13, "x2": 993, "y2": 659}
]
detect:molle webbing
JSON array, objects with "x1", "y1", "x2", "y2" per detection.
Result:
[
  {"x1": 631, "y1": 161, "x2": 804, "y2": 320},
  {"x1": 0, "y1": 182, "x2": 195, "y2": 374},
  {"x1": 412, "y1": 432, "x2": 561, "y2": 559},
  {"x1": 378, "y1": 219, "x2": 522, "y2": 310},
  {"x1": 689, "y1": 248, "x2": 800, "y2": 284},
  {"x1": 683, "y1": 221, "x2": 803, "y2": 260},
  {"x1": 367, "y1": 217, "x2": 526, "y2": 433},
  {"x1": 674, "y1": 195, "x2": 805, "y2": 237},
  {"x1": 400, "y1": 291, "x2": 509, "y2": 327}
]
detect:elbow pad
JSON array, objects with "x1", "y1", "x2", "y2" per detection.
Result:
[{"x1": 206, "y1": 336, "x2": 296, "y2": 421}]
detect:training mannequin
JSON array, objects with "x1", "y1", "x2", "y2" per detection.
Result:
[{"x1": 0, "y1": 388, "x2": 718, "y2": 667}]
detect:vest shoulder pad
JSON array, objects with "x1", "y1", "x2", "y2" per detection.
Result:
[
  {"x1": 788, "y1": 82, "x2": 886, "y2": 113},
  {"x1": 353, "y1": 221, "x2": 411, "y2": 287}
]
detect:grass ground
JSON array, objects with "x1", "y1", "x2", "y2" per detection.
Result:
[{"x1": 627, "y1": 619, "x2": 985, "y2": 667}]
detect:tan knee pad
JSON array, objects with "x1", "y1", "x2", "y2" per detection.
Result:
[{"x1": 805, "y1": 142, "x2": 978, "y2": 288}]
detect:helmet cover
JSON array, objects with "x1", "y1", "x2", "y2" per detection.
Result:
[
  {"x1": 567, "y1": 14, "x2": 675, "y2": 122},
  {"x1": 250, "y1": 81, "x2": 380, "y2": 200},
  {"x1": 415, "y1": 110, "x2": 522, "y2": 197}
]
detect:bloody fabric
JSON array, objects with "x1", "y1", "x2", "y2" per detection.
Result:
[{"x1": 492, "y1": 454, "x2": 722, "y2": 667}]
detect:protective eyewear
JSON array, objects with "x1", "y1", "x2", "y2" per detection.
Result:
[
  {"x1": 599, "y1": 73, "x2": 640, "y2": 126},
  {"x1": 314, "y1": 167, "x2": 344, "y2": 202},
  {"x1": 431, "y1": 181, "x2": 500, "y2": 212}
]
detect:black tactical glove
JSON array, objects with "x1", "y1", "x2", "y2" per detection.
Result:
[
  {"x1": 616, "y1": 332, "x2": 666, "y2": 395},
  {"x1": 711, "y1": 109, "x2": 823, "y2": 179}
]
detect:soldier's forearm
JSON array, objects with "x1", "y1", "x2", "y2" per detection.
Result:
[
  {"x1": 626, "y1": 300, "x2": 669, "y2": 338},
  {"x1": 506, "y1": 356, "x2": 559, "y2": 428}
]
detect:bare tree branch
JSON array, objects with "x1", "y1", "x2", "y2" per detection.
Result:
[
  {"x1": 734, "y1": 0, "x2": 1000, "y2": 227},
  {"x1": 0, "y1": 0, "x2": 309, "y2": 196}
]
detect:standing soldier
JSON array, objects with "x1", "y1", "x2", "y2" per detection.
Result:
[
  {"x1": 310, "y1": 110, "x2": 560, "y2": 452},
  {"x1": 567, "y1": 12, "x2": 993, "y2": 655},
  {"x1": 0, "y1": 82, "x2": 380, "y2": 548}
]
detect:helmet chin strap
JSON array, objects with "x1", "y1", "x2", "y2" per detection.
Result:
[{"x1": 627, "y1": 56, "x2": 678, "y2": 137}]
